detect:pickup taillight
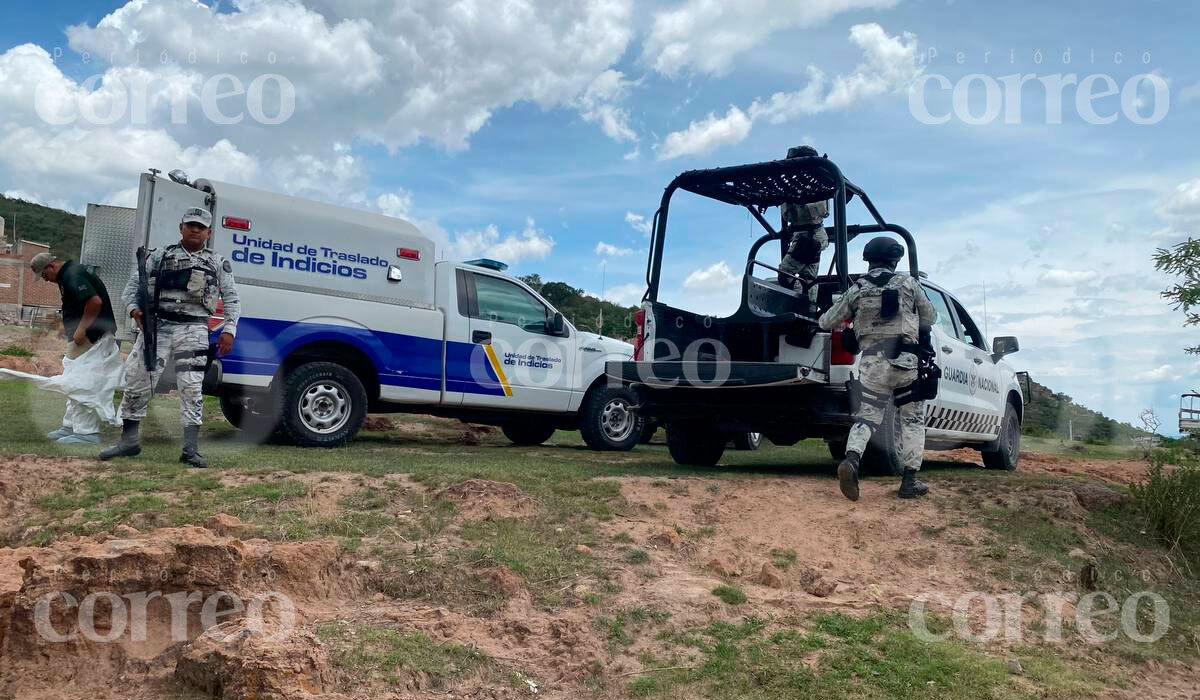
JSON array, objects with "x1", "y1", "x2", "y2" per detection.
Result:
[
  {"x1": 830, "y1": 322, "x2": 856, "y2": 365},
  {"x1": 633, "y1": 308, "x2": 646, "y2": 361}
]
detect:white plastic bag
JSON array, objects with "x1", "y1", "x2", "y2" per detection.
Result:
[{"x1": 0, "y1": 335, "x2": 125, "y2": 426}]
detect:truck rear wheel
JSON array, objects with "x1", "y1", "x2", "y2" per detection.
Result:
[
  {"x1": 982, "y1": 403, "x2": 1020, "y2": 471},
  {"x1": 502, "y1": 423, "x2": 557, "y2": 446},
  {"x1": 279, "y1": 362, "x2": 367, "y2": 448},
  {"x1": 219, "y1": 391, "x2": 280, "y2": 443},
  {"x1": 666, "y1": 421, "x2": 727, "y2": 467},
  {"x1": 861, "y1": 404, "x2": 903, "y2": 476},
  {"x1": 732, "y1": 432, "x2": 763, "y2": 451},
  {"x1": 579, "y1": 385, "x2": 644, "y2": 451}
]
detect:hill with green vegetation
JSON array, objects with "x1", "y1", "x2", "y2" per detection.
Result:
[
  {"x1": 519, "y1": 274, "x2": 639, "y2": 340},
  {"x1": 0, "y1": 195, "x2": 84, "y2": 259},
  {"x1": 1023, "y1": 378, "x2": 1150, "y2": 443}
]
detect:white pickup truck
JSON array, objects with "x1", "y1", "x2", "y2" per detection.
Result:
[
  {"x1": 80, "y1": 169, "x2": 645, "y2": 450},
  {"x1": 607, "y1": 157, "x2": 1030, "y2": 473}
]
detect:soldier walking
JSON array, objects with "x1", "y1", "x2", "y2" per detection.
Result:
[
  {"x1": 100, "y1": 207, "x2": 240, "y2": 468},
  {"x1": 818, "y1": 237, "x2": 935, "y2": 500}
]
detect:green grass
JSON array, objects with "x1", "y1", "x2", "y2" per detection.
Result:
[
  {"x1": 0, "y1": 344, "x2": 34, "y2": 357},
  {"x1": 315, "y1": 621, "x2": 496, "y2": 689},
  {"x1": 1021, "y1": 436, "x2": 1141, "y2": 461},
  {"x1": 711, "y1": 585, "x2": 747, "y2": 605},
  {"x1": 769, "y1": 547, "x2": 798, "y2": 570},
  {"x1": 628, "y1": 611, "x2": 1080, "y2": 700}
]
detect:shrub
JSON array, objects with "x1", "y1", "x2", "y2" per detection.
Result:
[{"x1": 1130, "y1": 454, "x2": 1200, "y2": 561}]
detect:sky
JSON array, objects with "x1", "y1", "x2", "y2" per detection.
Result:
[{"x1": 1, "y1": 0, "x2": 1197, "y2": 432}]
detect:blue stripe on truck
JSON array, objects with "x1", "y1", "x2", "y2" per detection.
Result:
[{"x1": 213, "y1": 317, "x2": 506, "y2": 396}]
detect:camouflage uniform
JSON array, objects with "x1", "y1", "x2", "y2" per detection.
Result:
[
  {"x1": 778, "y1": 200, "x2": 829, "y2": 308},
  {"x1": 118, "y1": 244, "x2": 240, "y2": 427},
  {"x1": 818, "y1": 266, "x2": 934, "y2": 471}
]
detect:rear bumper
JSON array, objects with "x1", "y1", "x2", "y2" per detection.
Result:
[
  {"x1": 607, "y1": 361, "x2": 851, "y2": 438},
  {"x1": 607, "y1": 360, "x2": 826, "y2": 388}
]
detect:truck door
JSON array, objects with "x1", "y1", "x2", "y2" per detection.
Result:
[
  {"x1": 459, "y1": 270, "x2": 576, "y2": 412},
  {"x1": 921, "y1": 286, "x2": 979, "y2": 437},
  {"x1": 946, "y1": 297, "x2": 1004, "y2": 438}
]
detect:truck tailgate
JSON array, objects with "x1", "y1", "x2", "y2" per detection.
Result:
[{"x1": 607, "y1": 361, "x2": 826, "y2": 388}]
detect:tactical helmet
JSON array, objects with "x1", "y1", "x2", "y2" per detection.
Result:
[
  {"x1": 862, "y1": 236, "x2": 905, "y2": 264},
  {"x1": 786, "y1": 145, "x2": 818, "y2": 159}
]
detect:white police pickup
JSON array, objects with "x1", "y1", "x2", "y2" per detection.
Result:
[
  {"x1": 79, "y1": 169, "x2": 644, "y2": 450},
  {"x1": 607, "y1": 157, "x2": 1029, "y2": 472}
]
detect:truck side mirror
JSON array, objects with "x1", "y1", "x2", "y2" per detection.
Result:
[
  {"x1": 548, "y1": 311, "x2": 567, "y2": 337},
  {"x1": 992, "y1": 336, "x2": 1019, "y2": 361}
]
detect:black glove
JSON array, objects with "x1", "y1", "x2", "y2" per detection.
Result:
[{"x1": 842, "y1": 326, "x2": 860, "y2": 355}]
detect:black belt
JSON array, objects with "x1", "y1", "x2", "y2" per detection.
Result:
[
  {"x1": 156, "y1": 310, "x2": 209, "y2": 323},
  {"x1": 862, "y1": 338, "x2": 921, "y2": 359}
]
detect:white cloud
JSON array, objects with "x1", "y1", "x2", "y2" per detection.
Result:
[
  {"x1": 1157, "y1": 178, "x2": 1200, "y2": 225},
  {"x1": 623, "y1": 147, "x2": 640, "y2": 161},
  {"x1": 595, "y1": 241, "x2": 635, "y2": 257},
  {"x1": 1180, "y1": 81, "x2": 1200, "y2": 105},
  {"x1": 749, "y1": 23, "x2": 922, "y2": 122},
  {"x1": 0, "y1": 0, "x2": 635, "y2": 211},
  {"x1": 1037, "y1": 268, "x2": 1099, "y2": 286},
  {"x1": 376, "y1": 190, "x2": 413, "y2": 219},
  {"x1": 656, "y1": 106, "x2": 751, "y2": 160},
  {"x1": 575, "y1": 69, "x2": 637, "y2": 143},
  {"x1": 1136, "y1": 364, "x2": 1182, "y2": 382},
  {"x1": 658, "y1": 24, "x2": 921, "y2": 159},
  {"x1": 602, "y1": 282, "x2": 646, "y2": 306},
  {"x1": 625, "y1": 211, "x2": 652, "y2": 236},
  {"x1": 683, "y1": 261, "x2": 740, "y2": 292},
  {"x1": 643, "y1": 0, "x2": 900, "y2": 77},
  {"x1": 452, "y1": 217, "x2": 555, "y2": 264}
]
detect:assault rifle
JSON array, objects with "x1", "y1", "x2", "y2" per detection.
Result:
[{"x1": 135, "y1": 246, "x2": 157, "y2": 371}]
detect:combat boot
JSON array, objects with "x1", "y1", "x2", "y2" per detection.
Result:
[
  {"x1": 179, "y1": 425, "x2": 208, "y2": 469},
  {"x1": 837, "y1": 450, "x2": 861, "y2": 502},
  {"x1": 898, "y1": 469, "x2": 929, "y2": 499},
  {"x1": 99, "y1": 420, "x2": 141, "y2": 460}
]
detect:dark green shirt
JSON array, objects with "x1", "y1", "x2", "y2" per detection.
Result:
[{"x1": 57, "y1": 260, "x2": 117, "y2": 342}]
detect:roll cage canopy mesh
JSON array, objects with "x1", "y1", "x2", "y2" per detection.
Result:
[{"x1": 672, "y1": 157, "x2": 841, "y2": 209}]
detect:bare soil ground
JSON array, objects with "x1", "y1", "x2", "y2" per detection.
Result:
[{"x1": 0, "y1": 433, "x2": 1194, "y2": 699}]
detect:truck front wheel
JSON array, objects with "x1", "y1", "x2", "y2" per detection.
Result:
[
  {"x1": 666, "y1": 421, "x2": 727, "y2": 467},
  {"x1": 982, "y1": 403, "x2": 1020, "y2": 471},
  {"x1": 579, "y1": 385, "x2": 644, "y2": 451},
  {"x1": 502, "y1": 423, "x2": 557, "y2": 446},
  {"x1": 279, "y1": 362, "x2": 367, "y2": 448}
]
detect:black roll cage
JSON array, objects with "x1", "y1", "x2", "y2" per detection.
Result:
[{"x1": 644, "y1": 156, "x2": 919, "y2": 302}]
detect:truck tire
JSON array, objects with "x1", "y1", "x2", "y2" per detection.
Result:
[
  {"x1": 861, "y1": 403, "x2": 903, "y2": 476},
  {"x1": 502, "y1": 423, "x2": 557, "y2": 446},
  {"x1": 278, "y1": 362, "x2": 367, "y2": 448},
  {"x1": 732, "y1": 432, "x2": 763, "y2": 451},
  {"x1": 666, "y1": 421, "x2": 727, "y2": 467},
  {"x1": 579, "y1": 385, "x2": 644, "y2": 451},
  {"x1": 982, "y1": 403, "x2": 1021, "y2": 471},
  {"x1": 827, "y1": 440, "x2": 847, "y2": 461},
  {"x1": 219, "y1": 392, "x2": 281, "y2": 443}
]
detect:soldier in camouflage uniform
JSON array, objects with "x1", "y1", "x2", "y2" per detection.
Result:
[
  {"x1": 778, "y1": 145, "x2": 829, "y2": 311},
  {"x1": 818, "y1": 237, "x2": 934, "y2": 501},
  {"x1": 100, "y1": 207, "x2": 240, "y2": 468}
]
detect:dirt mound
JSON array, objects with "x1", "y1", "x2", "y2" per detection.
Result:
[
  {"x1": 0, "y1": 525, "x2": 358, "y2": 698},
  {"x1": 0, "y1": 454, "x2": 96, "y2": 542},
  {"x1": 361, "y1": 415, "x2": 397, "y2": 432},
  {"x1": 604, "y1": 476, "x2": 987, "y2": 622},
  {"x1": 437, "y1": 479, "x2": 537, "y2": 520},
  {"x1": 176, "y1": 618, "x2": 333, "y2": 700},
  {"x1": 935, "y1": 447, "x2": 1151, "y2": 485}
]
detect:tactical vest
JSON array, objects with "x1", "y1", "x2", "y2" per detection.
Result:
[
  {"x1": 152, "y1": 245, "x2": 220, "y2": 314},
  {"x1": 851, "y1": 271, "x2": 920, "y2": 349}
]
